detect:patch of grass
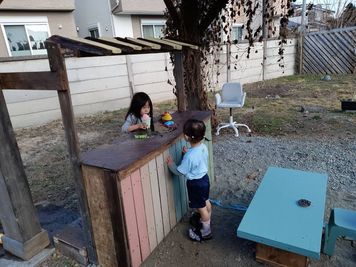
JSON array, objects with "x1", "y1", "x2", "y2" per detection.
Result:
[
  {"x1": 213, "y1": 74, "x2": 355, "y2": 137},
  {"x1": 312, "y1": 115, "x2": 322, "y2": 120},
  {"x1": 248, "y1": 109, "x2": 296, "y2": 135}
]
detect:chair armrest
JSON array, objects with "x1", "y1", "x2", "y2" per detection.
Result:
[{"x1": 215, "y1": 93, "x2": 221, "y2": 106}]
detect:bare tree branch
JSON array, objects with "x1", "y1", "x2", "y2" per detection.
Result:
[
  {"x1": 164, "y1": 0, "x2": 181, "y2": 31},
  {"x1": 199, "y1": 0, "x2": 229, "y2": 32}
]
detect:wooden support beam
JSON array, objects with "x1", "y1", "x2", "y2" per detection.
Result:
[
  {"x1": 173, "y1": 52, "x2": 186, "y2": 112},
  {"x1": 70, "y1": 37, "x2": 122, "y2": 54},
  {"x1": 99, "y1": 37, "x2": 143, "y2": 50},
  {"x1": 141, "y1": 37, "x2": 182, "y2": 50},
  {"x1": 163, "y1": 38, "x2": 199, "y2": 50},
  {"x1": 125, "y1": 37, "x2": 161, "y2": 50},
  {"x1": 86, "y1": 37, "x2": 134, "y2": 54},
  {"x1": 0, "y1": 89, "x2": 50, "y2": 260},
  {"x1": 0, "y1": 71, "x2": 63, "y2": 91},
  {"x1": 47, "y1": 35, "x2": 113, "y2": 56},
  {"x1": 45, "y1": 41, "x2": 97, "y2": 264}
]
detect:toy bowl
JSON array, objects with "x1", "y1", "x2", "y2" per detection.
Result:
[{"x1": 164, "y1": 121, "x2": 175, "y2": 127}]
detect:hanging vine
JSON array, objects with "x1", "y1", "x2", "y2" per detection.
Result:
[{"x1": 164, "y1": 0, "x2": 295, "y2": 111}]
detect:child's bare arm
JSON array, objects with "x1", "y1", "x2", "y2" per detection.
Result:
[
  {"x1": 166, "y1": 155, "x2": 181, "y2": 176},
  {"x1": 127, "y1": 123, "x2": 146, "y2": 132}
]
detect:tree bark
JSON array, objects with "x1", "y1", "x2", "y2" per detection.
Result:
[{"x1": 182, "y1": 48, "x2": 209, "y2": 111}]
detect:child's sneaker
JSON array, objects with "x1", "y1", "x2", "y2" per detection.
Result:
[
  {"x1": 189, "y1": 212, "x2": 202, "y2": 230},
  {"x1": 188, "y1": 228, "x2": 212, "y2": 242}
]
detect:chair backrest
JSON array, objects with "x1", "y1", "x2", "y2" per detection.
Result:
[{"x1": 222, "y1": 83, "x2": 243, "y2": 102}]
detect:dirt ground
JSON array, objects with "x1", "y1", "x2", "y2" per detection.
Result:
[{"x1": 2, "y1": 74, "x2": 355, "y2": 266}]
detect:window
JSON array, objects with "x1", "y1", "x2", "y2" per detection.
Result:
[
  {"x1": 231, "y1": 25, "x2": 243, "y2": 41},
  {"x1": 141, "y1": 20, "x2": 165, "y2": 38},
  {"x1": 3, "y1": 23, "x2": 49, "y2": 57},
  {"x1": 89, "y1": 27, "x2": 99, "y2": 38}
]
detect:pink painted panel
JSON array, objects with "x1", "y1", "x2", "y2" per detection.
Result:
[
  {"x1": 131, "y1": 169, "x2": 150, "y2": 261},
  {"x1": 163, "y1": 149, "x2": 177, "y2": 227},
  {"x1": 156, "y1": 154, "x2": 171, "y2": 236},
  {"x1": 120, "y1": 176, "x2": 141, "y2": 267},
  {"x1": 148, "y1": 159, "x2": 164, "y2": 243},
  {"x1": 140, "y1": 164, "x2": 157, "y2": 251}
]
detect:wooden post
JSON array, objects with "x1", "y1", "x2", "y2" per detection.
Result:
[
  {"x1": 173, "y1": 51, "x2": 186, "y2": 112},
  {"x1": 45, "y1": 41, "x2": 97, "y2": 263},
  {"x1": 262, "y1": 0, "x2": 267, "y2": 81},
  {"x1": 298, "y1": 0, "x2": 307, "y2": 74},
  {"x1": 125, "y1": 55, "x2": 135, "y2": 98},
  {"x1": 0, "y1": 90, "x2": 50, "y2": 260}
]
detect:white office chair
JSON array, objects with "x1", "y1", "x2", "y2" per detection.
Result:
[{"x1": 215, "y1": 83, "x2": 251, "y2": 137}]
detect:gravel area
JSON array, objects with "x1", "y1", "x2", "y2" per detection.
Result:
[
  {"x1": 212, "y1": 135, "x2": 356, "y2": 214},
  {"x1": 143, "y1": 134, "x2": 356, "y2": 267}
]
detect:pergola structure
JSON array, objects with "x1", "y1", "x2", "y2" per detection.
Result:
[{"x1": 0, "y1": 35, "x2": 198, "y2": 263}]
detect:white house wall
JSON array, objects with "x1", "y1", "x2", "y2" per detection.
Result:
[
  {"x1": 1, "y1": 39, "x2": 296, "y2": 128},
  {"x1": 112, "y1": 15, "x2": 134, "y2": 37},
  {"x1": 74, "y1": 0, "x2": 114, "y2": 38}
]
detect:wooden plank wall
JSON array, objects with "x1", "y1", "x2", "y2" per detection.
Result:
[
  {"x1": 302, "y1": 27, "x2": 356, "y2": 74},
  {"x1": 82, "y1": 118, "x2": 213, "y2": 266},
  {"x1": 117, "y1": 138, "x2": 189, "y2": 267}
]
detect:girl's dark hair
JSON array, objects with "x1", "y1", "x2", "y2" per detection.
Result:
[
  {"x1": 183, "y1": 119, "x2": 206, "y2": 143},
  {"x1": 125, "y1": 92, "x2": 154, "y2": 131}
]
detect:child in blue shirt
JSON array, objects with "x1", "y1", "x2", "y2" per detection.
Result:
[{"x1": 167, "y1": 119, "x2": 212, "y2": 241}]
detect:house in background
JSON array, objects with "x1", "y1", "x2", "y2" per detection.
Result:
[
  {"x1": 291, "y1": 3, "x2": 335, "y2": 32},
  {"x1": 74, "y1": 0, "x2": 166, "y2": 39},
  {"x1": 0, "y1": 0, "x2": 77, "y2": 57}
]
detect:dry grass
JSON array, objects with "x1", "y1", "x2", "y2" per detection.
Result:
[{"x1": 213, "y1": 74, "x2": 356, "y2": 136}]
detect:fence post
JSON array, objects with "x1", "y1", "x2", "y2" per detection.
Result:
[
  {"x1": 298, "y1": 0, "x2": 307, "y2": 74},
  {"x1": 125, "y1": 55, "x2": 135, "y2": 97},
  {"x1": 226, "y1": 43, "x2": 231, "y2": 82},
  {"x1": 262, "y1": 0, "x2": 267, "y2": 81}
]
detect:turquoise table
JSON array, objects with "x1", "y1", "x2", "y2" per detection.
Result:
[{"x1": 237, "y1": 167, "x2": 328, "y2": 260}]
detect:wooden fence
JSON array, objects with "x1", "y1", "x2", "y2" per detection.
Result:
[{"x1": 302, "y1": 27, "x2": 356, "y2": 74}]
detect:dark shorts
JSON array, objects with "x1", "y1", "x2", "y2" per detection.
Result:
[{"x1": 186, "y1": 174, "x2": 210, "y2": 209}]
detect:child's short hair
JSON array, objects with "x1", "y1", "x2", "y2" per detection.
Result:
[{"x1": 183, "y1": 119, "x2": 206, "y2": 143}]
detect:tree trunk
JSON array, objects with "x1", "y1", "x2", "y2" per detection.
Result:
[{"x1": 182, "y1": 48, "x2": 209, "y2": 111}]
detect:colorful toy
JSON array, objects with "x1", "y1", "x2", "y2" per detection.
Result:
[
  {"x1": 164, "y1": 121, "x2": 174, "y2": 127},
  {"x1": 161, "y1": 112, "x2": 172, "y2": 122}
]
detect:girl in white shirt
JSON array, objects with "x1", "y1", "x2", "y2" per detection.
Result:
[{"x1": 121, "y1": 92, "x2": 154, "y2": 133}]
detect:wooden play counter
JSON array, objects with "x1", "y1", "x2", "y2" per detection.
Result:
[{"x1": 80, "y1": 111, "x2": 213, "y2": 267}]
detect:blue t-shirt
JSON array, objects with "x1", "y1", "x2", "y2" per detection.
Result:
[{"x1": 177, "y1": 143, "x2": 209, "y2": 180}]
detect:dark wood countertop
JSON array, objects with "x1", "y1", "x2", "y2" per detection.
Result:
[{"x1": 80, "y1": 110, "x2": 211, "y2": 175}]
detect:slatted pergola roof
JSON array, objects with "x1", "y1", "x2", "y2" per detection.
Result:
[{"x1": 48, "y1": 35, "x2": 198, "y2": 56}]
